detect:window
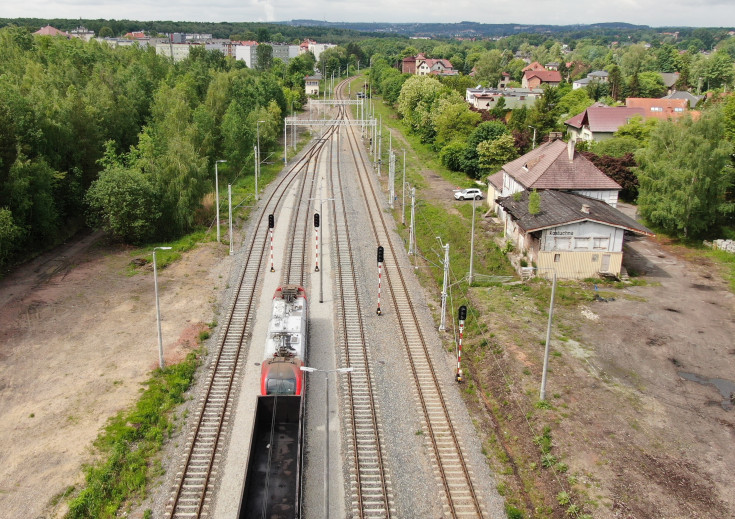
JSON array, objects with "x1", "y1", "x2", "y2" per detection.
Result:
[
  {"x1": 554, "y1": 253, "x2": 561, "y2": 262},
  {"x1": 574, "y1": 237, "x2": 590, "y2": 250},
  {"x1": 674, "y1": 107, "x2": 684, "y2": 112},
  {"x1": 650, "y1": 106, "x2": 663, "y2": 112},
  {"x1": 593, "y1": 237, "x2": 609, "y2": 250},
  {"x1": 555, "y1": 237, "x2": 571, "y2": 250}
]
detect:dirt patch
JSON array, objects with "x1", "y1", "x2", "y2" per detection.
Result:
[{"x1": 0, "y1": 236, "x2": 231, "y2": 518}]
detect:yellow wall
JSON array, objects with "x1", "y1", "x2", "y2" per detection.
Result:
[{"x1": 536, "y1": 251, "x2": 623, "y2": 280}]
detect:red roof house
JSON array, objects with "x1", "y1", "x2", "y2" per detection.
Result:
[{"x1": 522, "y1": 69, "x2": 562, "y2": 88}]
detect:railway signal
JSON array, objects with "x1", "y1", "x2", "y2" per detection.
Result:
[
  {"x1": 377, "y1": 246, "x2": 384, "y2": 315},
  {"x1": 268, "y1": 214, "x2": 275, "y2": 272},
  {"x1": 457, "y1": 305, "x2": 467, "y2": 383},
  {"x1": 314, "y1": 213, "x2": 320, "y2": 272}
]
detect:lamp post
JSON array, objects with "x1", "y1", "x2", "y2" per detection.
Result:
[
  {"x1": 469, "y1": 194, "x2": 476, "y2": 285},
  {"x1": 153, "y1": 246, "x2": 172, "y2": 369},
  {"x1": 228, "y1": 184, "x2": 233, "y2": 255},
  {"x1": 528, "y1": 125, "x2": 537, "y2": 150},
  {"x1": 299, "y1": 366, "x2": 354, "y2": 519},
  {"x1": 214, "y1": 160, "x2": 226, "y2": 242},
  {"x1": 256, "y1": 120, "x2": 265, "y2": 201}
]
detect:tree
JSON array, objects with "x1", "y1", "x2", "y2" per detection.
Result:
[
  {"x1": 477, "y1": 134, "x2": 519, "y2": 175},
  {"x1": 638, "y1": 71, "x2": 666, "y2": 98},
  {"x1": 439, "y1": 141, "x2": 465, "y2": 171},
  {"x1": 474, "y1": 50, "x2": 505, "y2": 87},
  {"x1": 636, "y1": 110, "x2": 735, "y2": 238},
  {"x1": 85, "y1": 165, "x2": 160, "y2": 243},
  {"x1": 432, "y1": 95, "x2": 481, "y2": 150},
  {"x1": 607, "y1": 64, "x2": 623, "y2": 101},
  {"x1": 0, "y1": 207, "x2": 22, "y2": 267},
  {"x1": 528, "y1": 189, "x2": 541, "y2": 215},
  {"x1": 462, "y1": 121, "x2": 510, "y2": 178},
  {"x1": 256, "y1": 44, "x2": 273, "y2": 71},
  {"x1": 99, "y1": 26, "x2": 114, "y2": 38},
  {"x1": 557, "y1": 88, "x2": 593, "y2": 119},
  {"x1": 582, "y1": 151, "x2": 639, "y2": 201}
]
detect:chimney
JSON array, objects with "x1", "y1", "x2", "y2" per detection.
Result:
[
  {"x1": 581, "y1": 204, "x2": 590, "y2": 214},
  {"x1": 568, "y1": 137, "x2": 575, "y2": 161}
]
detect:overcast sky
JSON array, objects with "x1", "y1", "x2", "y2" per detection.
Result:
[{"x1": 3, "y1": 0, "x2": 735, "y2": 28}]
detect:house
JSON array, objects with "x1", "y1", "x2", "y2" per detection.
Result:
[
  {"x1": 124, "y1": 31, "x2": 147, "y2": 40},
  {"x1": 625, "y1": 97, "x2": 689, "y2": 120},
  {"x1": 522, "y1": 69, "x2": 562, "y2": 89},
  {"x1": 659, "y1": 72, "x2": 680, "y2": 94},
  {"x1": 663, "y1": 90, "x2": 704, "y2": 108},
  {"x1": 305, "y1": 73, "x2": 322, "y2": 96},
  {"x1": 402, "y1": 53, "x2": 456, "y2": 76},
  {"x1": 545, "y1": 62, "x2": 560, "y2": 71},
  {"x1": 156, "y1": 42, "x2": 202, "y2": 62},
  {"x1": 496, "y1": 190, "x2": 653, "y2": 280},
  {"x1": 565, "y1": 105, "x2": 646, "y2": 142},
  {"x1": 498, "y1": 72, "x2": 511, "y2": 88},
  {"x1": 466, "y1": 86, "x2": 544, "y2": 110},
  {"x1": 492, "y1": 138, "x2": 622, "y2": 220},
  {"x1": 235, "y1": 41, "x2": 259, "y2": 68},
  {"x1": 572, "y1": 70, "x2": 609, "y2": 89},
  {"x1": 33, "y1": 25, "x2": 70, "y2": 38},
  {"x1": 299, "y1": 39, "x2": 336, "y2": 61},
  {"x1": 522, "y1": 61, "x2": 546, "y2": 73},
  {"x1": 70, "y1": 26, "x2": 94, "y2": 42}
]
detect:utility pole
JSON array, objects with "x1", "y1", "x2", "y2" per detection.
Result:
[
  {"x1": 228, "y1": 184, "x2": 233, "y2": 256},
  {"x1": 409, "y1": 187, "x2": 416, "y2": 256},
  {"x1": 438, "y1": 240, "x2": 450, "y2": 331},
  {"x1": 469, "y1": 195, "x2": 476, "y2": 284},
  {"x1": 389, "y1": 151, "x2": 395, "y2": 209},
  {"x1": 401, "y1": 150, "x2": 407, "y2": 226},
  {"x1": 377, "y1": 117, "x2": 382, "y2": 176},
  {"x1": 540, "y1": 270, "x2": 558, "y2": 401}
]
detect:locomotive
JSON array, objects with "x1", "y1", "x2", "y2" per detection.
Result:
[{"x1": 260, "y1": 285, "x2": 309, "y2": 396}]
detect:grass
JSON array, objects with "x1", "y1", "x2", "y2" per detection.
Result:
[{"x1": 65, "y1": 350, "x2": 203, "y2": 518}]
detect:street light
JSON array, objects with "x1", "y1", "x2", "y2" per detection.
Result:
[
  {"x1": 299, "y1": 365, "x2": 354, "y2": 519},
  {"x1": 153, "y1": 246, "x2": 172, "y2": 369},
  {"x1": 214, "y1": 160, "x2": 226, "y2": 242},
  {"x1": 256, "y1": 120, "x2": 265, "y2": 201}
]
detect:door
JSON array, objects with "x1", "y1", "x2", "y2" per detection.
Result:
[{"x1": 601, "y1": 254, "x2": 611, "y2": 272}]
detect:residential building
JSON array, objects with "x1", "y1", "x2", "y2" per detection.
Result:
[
  {"x1": 522, "y1": 69, "x2": 562, "y2": 88},
  {"x1": 70, "y1": 26, "x2": 94, "y2": 41},
  {"x1": 572, "y1": 70, "x2": 609, "y2": 89},
  {"x1": 124, "y1": 31, "x2": 147, "y2": 39},
  {"x1": 522, "y1": 61, "x2": 546, "y2": 73},
  {"x1": 493, "y1": 138, "x2": 622, "y2": 218},
  {"x1": 156, "y1": 42, "x2": 202, "y2": 62},
  {"x1": 235, "y1": 42, "x2": 259, "y2": 68},
  {"x1": 659, "y1": 72, "x2": 680, "y2": 94},
  {"x1": 565, "y1": 105, "x2": 646, "y2": 142},
  {"x1": 663, "y1": 90, "x2": 703, "y2": 108},
  {"x1": 299, "y1": 39, "x2": 336, "y2": 61},
  {"x1": 402, "y1": 53, "x2": 456, "y2": 76},
  {"x1": 33, "y1": 25, "x2": 70, "y2": 38},
  {"x1": 625, "y1": 97, "x2": 689, "y2": 120},
  {"x1": 496, "y1": 190, "x2": 653, "y2": 279},
  {"x1": 305, "y1": 73, "x2": 322, "y2": 96},
  {"x1": 466, "y1": 86, "x2": 544, "y2": 110}
]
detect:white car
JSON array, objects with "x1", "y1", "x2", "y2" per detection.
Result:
[{"x1": 454, "y1": 188, "x2": 484, "y2": 200}]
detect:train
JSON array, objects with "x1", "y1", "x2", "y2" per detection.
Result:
[
  {"x1": 239, "y1": 285, "x2": 308, "y2": 519},
  {"x1": 260, "y1": 285, "x2": 309, "y2": 396}
]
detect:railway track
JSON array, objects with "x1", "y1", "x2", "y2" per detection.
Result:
[
  {"x1": 165, "y1": 115, "x2": 338, "y2": 519},
  {"x1": 326, "y1": 88, "x2": 395, "y2": 518},
  {"x1": 337, "y1": 81, "x2": 487, "y2": 519}
]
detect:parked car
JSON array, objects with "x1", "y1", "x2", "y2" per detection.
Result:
[{"x1": 454, "y1": 188, "x2": 484, "y2": 200}]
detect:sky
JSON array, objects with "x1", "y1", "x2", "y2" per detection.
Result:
[{"x1": 2, "y1": 0, "x2": 735, "y2": 28}]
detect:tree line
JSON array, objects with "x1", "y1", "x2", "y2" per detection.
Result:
[{"x1": 0, "y1": 25, "x2": 319, "y2": 271}]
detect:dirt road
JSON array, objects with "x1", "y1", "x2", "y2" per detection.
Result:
[{"x1": 0, "y1": 236, "x2": 231, "y2": 518}]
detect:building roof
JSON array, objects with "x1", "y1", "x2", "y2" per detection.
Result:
[
  {"x1": 487, "y1": 171, "x2": 504, "y2": 190},
  {"x1": 565, "y1": 106, "x2": 646, "y2": 133},
  {"x1": 524, "y1": 69, "x2": 562, "y2": 83},
  {"x1": 34, "y1": 25, "x2": 70, "y2": 37},
  {"x1": 663, "y1": 90, "x2": 704, "y2": 106},
  {"x1": 588, "y1": 70, "x2": 609, "y2": 79},
  {"x1": 659, "y1": 72, "x2": 680, "y2": 88},
  {"x1": 522, "y1": 61, "x2": 545, "y2": 72},
  {"x1": 502, "y1": 139, "x2": 622, "y2": 191},
  {"x1": 625, "y1": 97, "x2": 688, "y2": 119},
  {"x1": 496, "y1": 190, "x2": 654, "y2": 236}
]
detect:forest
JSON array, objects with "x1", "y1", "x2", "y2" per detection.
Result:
[{"x1": 1, "y1": 20, "x2": 735, "y2": 273}]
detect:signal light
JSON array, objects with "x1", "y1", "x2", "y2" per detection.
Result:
[
  {"x1": 459, "y1": 305, "x2": 467, "y2": 321},
  {"x1": 314, "y1": 213, "x2": 320, "y2": 228},
  {"x1": 377, "y1": 246, "x2": 384, "y2": 264},
  {"x1": 268, "y1": 214, "x2": 274, "y2": 229}
]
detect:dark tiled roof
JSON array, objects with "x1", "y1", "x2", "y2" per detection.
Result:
[
  {"x1": 565, "y1": 106, "x2": 646, "y2": 132},
  {"x1": 502, "y1": 139, "x2": 621, "y2": 190},
  {"x1": 497, "y1": 190, "x2": 653, "y2": 236}
]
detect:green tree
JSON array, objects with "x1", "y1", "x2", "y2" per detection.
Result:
[
  {"x1": 256, "y1": 44, "x2": 273, "y2": 71},
  {"x1": 557, "y1": 88, "x2": 593, "y2": 119},
  {"x1": 432, "y1": 95, "x2": 481, "y2": 150},
  {"x1": 0, "y1": 207, "x2": 22, "y2": 267},
  {"x1": 637, "y1": 110, "x2": 735, "y2": 238},
  {"x1": 474, "y1": 49, "x2": 505, "y2": 87},
  {"x1": 607, "y1": 64, "x2": 623, "y2": 101},
  {"x1": 477, "y1": 133, "x2": 519, "y2": 175},
  {"x1": 98, "y1": 26, "x2": 114, "y2": 38},
  {"x1": 638, "y1": 71, "x2": 666, "y2": 98},
  {"x1": 85, "y1": 165, "x2": 160, "y2": 243},
  {"x1": 528, "y1": 189, "x2": 541, "y2": 215}
]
